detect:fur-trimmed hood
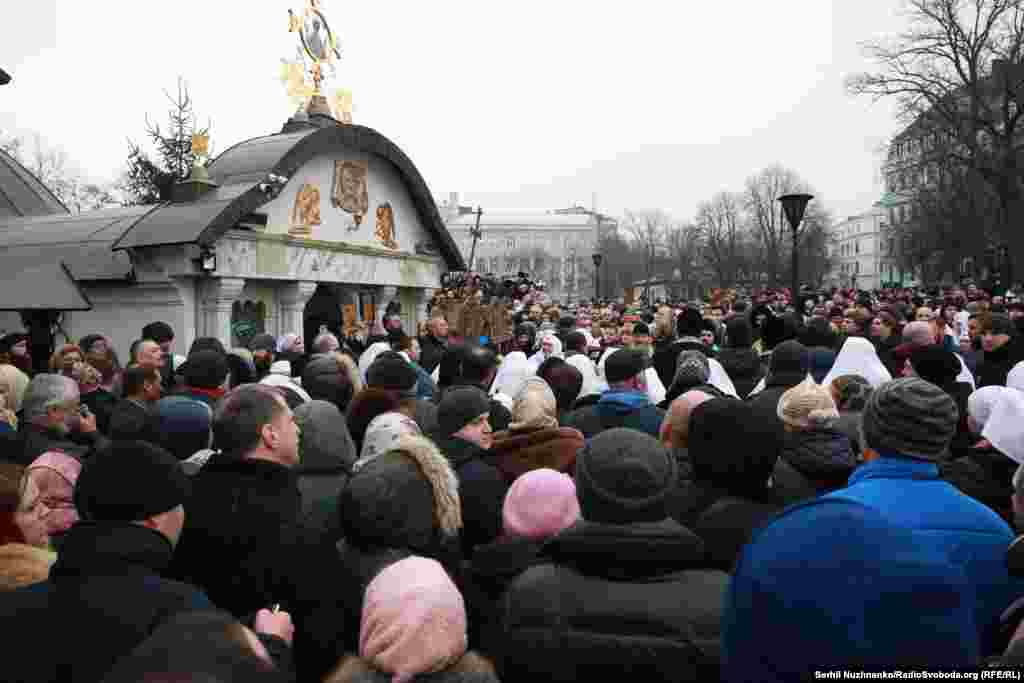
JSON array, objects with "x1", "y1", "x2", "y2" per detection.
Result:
[
  {"x1": 489, "y1": 426, "x2": 583, "y2": 483},
  {"x1": 0, "y1": 543, "x2": 56, "y2": 591},
  {"x1": 341, "y1": 434, "x2": 462, "y2": 553}
]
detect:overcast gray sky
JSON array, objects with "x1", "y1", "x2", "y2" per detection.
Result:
[{"x1": 1, "y1": 0, "x2": 906, "y2": 222}]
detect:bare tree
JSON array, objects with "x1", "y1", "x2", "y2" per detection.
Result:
[
  {"x1": 744, "y1": 165, "x2": 807, "y2": 285},
  {"x1": 664, "y1": 221, "x2": 702, "y2": 299},
  {"x1": 847, "y1": 0, "x2": 1024, "y2": 266},
  {"x1": 1, "y1": 130, "x2": 120, "y2": 213},
  {"x1": 623, "y1": 209, "x2": 670, "y2": 301},
  {"x1": 696, "y1": 191, "x2": 747, "y2": 288}
]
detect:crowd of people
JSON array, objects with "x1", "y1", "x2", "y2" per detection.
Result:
[{"x1": 2, "y1": 281, "x2": 1024, "y2": 680}]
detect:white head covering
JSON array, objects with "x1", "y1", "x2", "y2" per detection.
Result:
[
  {"x1": 356, "y1": 411, "x2": 422, "y2": 471},
  {"x1": 491, "y1": 351, "x2": 534, "y2": 399},
  {"x1": 269, "y1": 359, "x2": 292, "y2": 377},
  {"x1": 565, "y1": 353, "x2": 603, "y2": 400},
  {"x1": 528, "y1": 333, "x2": 563, "y2": 370},
  {"x1": 955, "y1": 311, "x2": 971, "y2": 339},
  {"x1": 955, "y1": 354, "x2": 975, "y2": 390},
  {"x1": 707, "y1": 358, "x2": 740, "y2": 398},
  {"x1": 1008, "y1": 361, "x2": 1024, "y2": 393},
  {"x1": 822, "y1": 337, "x2": 892, "y2": 388},
  {"x1": 259, "y1": 373, "x2": 312, "y2": 403},
  {"x1": 644, "y1": 367, "x2": 666, "y2": 404},
  {"x1": 358, "y1": 341, "x2": 393, "y2": 382},
  {"x1": 968, "y1": 386, "x2": 1024, "y2": 464}
]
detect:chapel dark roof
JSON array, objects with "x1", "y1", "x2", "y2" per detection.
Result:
[
  {"x1": 111, "y1": 116, "x2": 465, "y2": 269},
  {"x1": 0, "y1": 117, "x2": 463, "y2": 306},
  {"x1": 0, "y1": 148, "x2": 69, "y2": 218}
]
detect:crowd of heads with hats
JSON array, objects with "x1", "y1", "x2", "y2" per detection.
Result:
[{"x1": 7, "y1": 276, "x2": 1024, "y2": 679}]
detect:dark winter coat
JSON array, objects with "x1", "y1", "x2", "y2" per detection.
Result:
[
  {"x1": 833, "y1": 411, "x2": 865, "y2": 459},
  {"x1": 562, "y1": 390, "x2": 666, "y2": 439},
  {"x1": 294, "y1": 401, "x2": 356, "y2": 542},
  {"x1": 669, "y1": 481, "x2": 781, "y2": 572},
  {"x1": 21, "y1": 422, "x2": 107, "y2": 465},
  {"x1": 941, "y1": 445, "x2": 1017, "y2": 525},
  {"x1": 495, "y1": 519, "x2": 729, "y2": 682},
  {"x1": 874, "y1": 334, "x2": 902, "y2": 378},
  {"x1": 169, "y1": 452, "x2": 349, "y2": 681},
  {"x1": 81, "y1": 388, "x2": 118, "y2": 435},
  {"x1": 464, "y1": 536, "x2": 547, "y2": 657},
  {"x1": 435, "y1": 436, "x2": 510, "y2": 555},
  {"x1": 0, "y1": 522, "x2": 213, "y2": 683},
  {"x1": 745, "y1": 370, "x2": 807, "y2": 460},
  {"x1": 107, "y1": 398, "x2": 161, "y2": 445},
  {"x1": 773, "y1": 428, "x2": 856, "y2": 504},
  {"x1": 419, "y1": 334, "x2": 449, "y2": 374},
  {"x1": 978, "y1": 336, "x2": 1024, "y2": 388},
  {"x1": 715, "y1": 348, "x2": 764, "y2": 399},
  {"x1": 488, "y1": 426, "x2": 583, "y2": 483},
  {"x1": 672, "y1": 397, "x2": 783, "y2": 571}
]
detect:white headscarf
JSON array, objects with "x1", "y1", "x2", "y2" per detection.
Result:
[
  {"x1": 565, "y1": 353, "x2": 603, "y2": 400},
  {"x1": 708, "y1": 357, "x2": 740, "y2": 398},
  {"x1": 356, "y1": 411, "x2": 422, "y2": 471},
  {"x1": 528, "y1": 334, "x2": 563, "y2": 370},
  {"x1": 822, "y1": 337, "x2": 892, "y2": 388},
  {"x1": 968, "y1": 386, "x2": 1024, "y2": 464},
  {"x1": 491, "y1": 351, "x2": 534, "y2": 400},
  {"x1": 644, "y1": 367, "x2": 666, "y2": 404},
  {"x1": 358, "y1": 341, "x2": 393, "y2": 382},
  {"x1": 260, "y1": 373, "x2": 312, "y2": 403},
  {"x1": 955, "y1": 354, "x2": 975, "y2": 390},
  {"x1": 1007, "y1": 361, "x2": 1024, "y2": 393},
  {"x1": 955, "y1": 311, "x2": 971, "y2": 340}
]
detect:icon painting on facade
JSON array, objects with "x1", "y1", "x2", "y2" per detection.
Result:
[
  {"x1": 332, "y1": 159, "x2": 369, "y2": 227},
  {"x1": 375, "y1": 202, "x2": 398, "y2": 249},
  {"x1": 290, "y1": 183, "x2": 322, "y2": 237}
]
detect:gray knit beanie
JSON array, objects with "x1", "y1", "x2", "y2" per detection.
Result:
[
  {"x1": 861, "y1": 377, "x2": 958, "y2": 462},
  {"x1": 574, "y1": 428, "x2": 677, "y2": 524}
]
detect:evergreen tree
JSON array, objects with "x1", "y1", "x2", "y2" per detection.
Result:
[{"x1": 121, "y1": 77, "x2": 210, "y2": 205}]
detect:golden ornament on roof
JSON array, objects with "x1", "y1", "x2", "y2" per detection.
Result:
[{"x1": 191, "y1": 133, "x2": 209, "y2": 157}]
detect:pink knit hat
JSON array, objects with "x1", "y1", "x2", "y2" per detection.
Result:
[
  {"x1": 360, "y1": 556, "x2": 468, "y2": 683},
  {"x1": 502, "y1": 468, "x2": 580, "y2": 540}
]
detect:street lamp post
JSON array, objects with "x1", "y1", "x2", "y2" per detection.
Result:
[
  {"x1": 466, "y1": 206, "x2": 483, "y2": 273},
  {"x1": 778, "y1": 193, "x2": 814, "y2": 300},
  {"x1": 592, "y1": 252, "x2": 603, "y2": 302}
]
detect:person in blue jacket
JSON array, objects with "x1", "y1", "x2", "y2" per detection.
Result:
[
  {"x1": 725, "y1": 376, "x2": 1020, "y2": 681},
  {"x1": 831, "y1": 377, "x2": 1021, "y2": 653},
  {"x1": 722, "y1": 496, "x2": 979, "y2": 681}
]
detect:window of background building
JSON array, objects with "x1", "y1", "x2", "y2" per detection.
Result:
[{"x1": 856, "y1": 240, "x2": 860, "y2": 254}]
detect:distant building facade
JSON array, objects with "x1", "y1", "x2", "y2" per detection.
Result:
[
  {"x1": 438, "y1": 193, "x2": 612, "y2": 303},
  {"x1": 827, "y1": 206, "x2": 894, "y2": 290}
]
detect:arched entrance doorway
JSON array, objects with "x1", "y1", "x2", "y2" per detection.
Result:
[{"x1": 303, "y1": 284, "x2": 344, "y2": 352}]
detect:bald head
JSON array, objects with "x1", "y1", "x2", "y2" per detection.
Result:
[
  {"x1": 660, "y1": 390, "x2": 714, "y2": 450},
  {"x1": 903, "y1": 321, "x2": 936, "y2": 347}
]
